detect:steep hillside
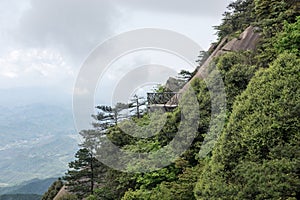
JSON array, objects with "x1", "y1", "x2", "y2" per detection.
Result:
[{"x1": 46, "y1": 0, "x2": 300, "y2": 199}]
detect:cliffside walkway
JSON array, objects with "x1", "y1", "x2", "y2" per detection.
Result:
[{"x1": 146, "y1": 26, "x2": 261, "y2": 112}]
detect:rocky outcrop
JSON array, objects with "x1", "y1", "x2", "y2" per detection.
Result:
[
  {"x1": 222, "y1": 26, "x2": 261, "y2": 52},
  {"x1": 195, "y1": 26, "x2": 260, "y2": 79},
  {"x1": 165, "y1": 77, "x2": 184, "y2": 92},
  {"x1": 179, "y1": 26, "x2": 260, "y2": 96},
  {"x1": 53, "y1": 186, "x2": 69, "y2": 200}
]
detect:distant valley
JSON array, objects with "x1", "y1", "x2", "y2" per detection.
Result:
[{"x1": 0, "y1": 104, "x2": 79, "y2": 187}]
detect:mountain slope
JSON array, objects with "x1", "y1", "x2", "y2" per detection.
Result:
[{"x1": 0, "y1": 178, "x2": 57, "y2": 195}]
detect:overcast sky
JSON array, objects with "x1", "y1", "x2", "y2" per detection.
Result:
[{"x1": 0, "y1": 0, "x2": 232, "y2": 107}]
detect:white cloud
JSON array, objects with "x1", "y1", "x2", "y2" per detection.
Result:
[
  {"x1": 113, "y1": 0, "x2": 230, "y2": 17},
  {"x1": 12, "y1": 0, "x2": 121, "y2": 64},
  {"x1": 1, "y1": 71, "x2": 18, "y2": 79},
  {"x1": 0, "y1": 48, "x2": 74, "y2": 88},
  {"x1": 73, "y1": 87, "x2": 90, "y2": 96},
  {"x1": 0, "y1": 0, "x2": 231, "y2": 105}
]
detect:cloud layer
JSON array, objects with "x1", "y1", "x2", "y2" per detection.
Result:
[
  {"x1": 14, "y1": 0, "x2": 120, "y2": 61},
  {"x1": 0, "y1": 0, "x2": 231, "y2": 105},
  {"x1": 0, "y1": 48, "x2": 74, "y2": 88},
  {"x1": 115, "y1": 0, "x2": 229, "y2": 17}
]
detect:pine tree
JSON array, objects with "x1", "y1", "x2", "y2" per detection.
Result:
[{"x1": 63, "y1": 148, "x2": 107, "y2": 199}]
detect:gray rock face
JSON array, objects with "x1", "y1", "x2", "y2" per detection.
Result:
[
  {"x1": 167, "y1": 26, "x2": 261, "y2": 104},
  {"x1": 186, "y1": 26, "x2": 259, "y2": 86},
  {"x1": 165, "y1": 77, "x2": 184, "y2": 92},
  {"x1": 222, "y1": 26, "x2": 261, "y2": 52},
  {"x1": 194, "y1": 26, "x2": 260, "y2": 79}
]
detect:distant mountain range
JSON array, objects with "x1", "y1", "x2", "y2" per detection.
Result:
[
  {"x1": 0, "y1": 103, "x2": 79, "y2": 187},
  {"x1": 0, "y1": 194, "x2": 41, "y2": 200},
  {"x1": 0, "y1": 178, "x2": 57, "y2": 195}
]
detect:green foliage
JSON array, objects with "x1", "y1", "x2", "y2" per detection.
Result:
[
  {"x1": 129, "y1": 95, "x2": 147, "y2": 119},
  {"x1": 122, "y1": 166, "x2": 201, "y2": 200},
  {"x1": 275, "y1": 16, "x2": 300, "y2": 55},
  {"x1": 87, "y1": 75, "x2": 213, "y2": 199},
  {"x1": 254, "y1": 0, "x2": 298, "y2": 28},
  {"x1": 59, "y1": 1, "x2": 300, "y2": 199},
  {"x1": 106, "y1": 126, "x2": 136, "y2": 147},
  {"x1": 85, "y1": 169, "x2": 134, "y2": 200},
  {"x1": 154, "y1": 85, "x2": 167, "y2": 93},
  {"x1": 215, "y1": 51, "x2": 258, "y2": 110},
  {"x1": 42, "y1": 178, "x2": 63, "y2": 200},
  {"x1": 196, "y1": 50, "x2": 210, "y2": 67},
  {"x1": 136, "y1": 166, "x2": 179, "y2": 190},
  {"x1": 150, "y1": 166, "x2": 201, "y2": 200},
  {"x1": 195, "y1": 53, "x2": 300, "y2": 199},
  {"x1": 215, "y1": 0, "x2": 255, "y2": 39},
  {"x1": 253, "y1": 0, "x2": 299, "y2": 67},
  {"x1": 94, "y1": 102, "x2": 129, "y2": 128},
  {"x1": 63, "y1": 148, "x2": 108, "y2": 199},
  {"x1": 178, "y1": 70, "x2": 193, "y2": 81}
]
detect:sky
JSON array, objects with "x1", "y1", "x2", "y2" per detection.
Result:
[{"x1": 0, "y1": 0, "x2": 232, "y2": 108}]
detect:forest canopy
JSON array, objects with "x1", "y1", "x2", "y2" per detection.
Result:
[{"x1": 43, "y1": 0, "x2": 300, "y2": 199}]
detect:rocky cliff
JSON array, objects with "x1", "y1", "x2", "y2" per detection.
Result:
[{"x1": 171, "y1": 26, "x2": 261, "y2": 103}]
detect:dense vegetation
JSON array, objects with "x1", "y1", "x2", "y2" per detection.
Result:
[
  {"x1": 42, "y1": 179, "x2": 63, "y2": 200},
  {"x1": 45, "y1": 0, "x2": 300, "y2": 199}
]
